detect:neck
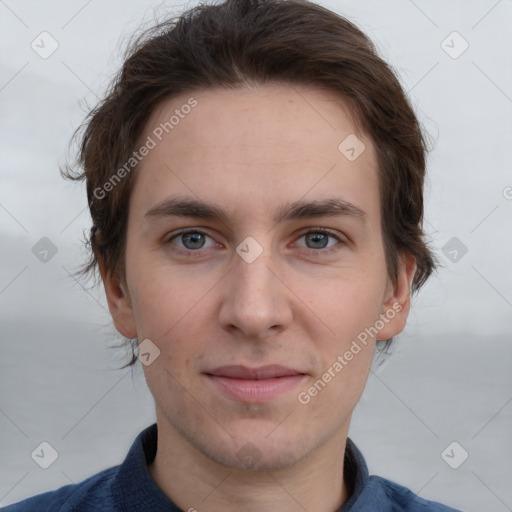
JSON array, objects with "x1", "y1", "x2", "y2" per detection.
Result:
[{"x1": 148, "y1": 417, "x2": 351, "y2": 512}]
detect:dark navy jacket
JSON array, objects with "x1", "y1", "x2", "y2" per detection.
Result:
[{"x1": 3, "y1": 423, "x2": 463, "y2": 511}]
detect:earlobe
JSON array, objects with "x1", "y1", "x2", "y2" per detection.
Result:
[
  {"x1": 98, "y1": 260, "x2": 138, "y2": 339},
  {"x1": 376, "y1": 252, "x2": 417, "y2": 341}
]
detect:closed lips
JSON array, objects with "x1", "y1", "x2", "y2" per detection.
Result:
[{"x1": 205, "y1": 365, "x2": 305, "y2": 380}]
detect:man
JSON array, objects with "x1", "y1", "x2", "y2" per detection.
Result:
[{"x1": 4, "y1": 0, "x2": 462, "y2": 510}]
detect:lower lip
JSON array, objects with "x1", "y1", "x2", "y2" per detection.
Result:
[{"x1": 205, "y1": 374, "x2": 306, "y2": 402}]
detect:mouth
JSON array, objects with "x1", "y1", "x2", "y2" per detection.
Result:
[{"x1": 203, "y1": 365, "x2": 307, "y2": 402}]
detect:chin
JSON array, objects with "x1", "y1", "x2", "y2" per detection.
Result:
[
  {"x1": 195, "y1": 426, "x2": 315, "y2": 472},
  {"x1": 210, "y1": 444, "x2": 309, "y2": 472}
]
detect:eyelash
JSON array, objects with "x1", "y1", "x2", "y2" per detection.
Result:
[{"x1": 165, "y1": 227, "x2": 345, "y2": 258}]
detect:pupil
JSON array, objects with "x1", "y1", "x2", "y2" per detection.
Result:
[
  {"x1": 307, "y1": 233, "x2": 328, "y2": 249},
  {"x1": 183, "y1": 232, "x2": 204, "y2": 249}
]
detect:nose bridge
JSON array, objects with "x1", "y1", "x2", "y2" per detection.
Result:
[
  {"x1": 235, "y1": 244, "x2": 274, "y2": 296},
  {"x1": 218, "y1": 238, "x2": 292, "y2": 338}
]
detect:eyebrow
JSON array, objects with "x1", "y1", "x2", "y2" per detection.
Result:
[{"x1": 144, "y1": 196, "x2": 367, "y2": 225}]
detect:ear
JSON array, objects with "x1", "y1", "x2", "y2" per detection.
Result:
[
  {"x1": 376, "y1": 252, "x2": 417, "y2": 341},
  {"x1": 98, "y1": 259, "x2": 137, "y2": 339}
]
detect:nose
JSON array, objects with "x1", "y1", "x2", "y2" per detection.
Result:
[{"x1": 218, "y1": 246, "x2": 293, "y2": 341}]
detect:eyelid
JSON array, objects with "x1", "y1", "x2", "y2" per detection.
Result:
[{"x1": 294, "y1": 226, "x2": 344, "y2": 240}]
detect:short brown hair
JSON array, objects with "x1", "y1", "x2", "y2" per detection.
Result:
[{"x1": 63, "y1": 0, "x2": 436, "y2": 360}]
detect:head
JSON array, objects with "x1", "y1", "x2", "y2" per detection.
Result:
[{"x1": 64, "y1": 0, "x2": 436, "y2": 471}]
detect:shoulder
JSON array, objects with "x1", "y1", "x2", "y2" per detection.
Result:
[
  {"x1": 344, "y1": 438, "x2": 463, "y2": 512},
  {"x1": 1, "y1": 466, "x2": 118, "y2": 512},
  {"x1": 365, "y1": 475, "x2": 463, "y2": 511}
]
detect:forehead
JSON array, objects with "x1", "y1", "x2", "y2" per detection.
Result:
[{"x1": 130, "y1": 83, "x2": 380, "y2": 225}]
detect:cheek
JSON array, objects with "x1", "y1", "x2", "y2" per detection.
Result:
[
  {"x1": 298, "y1": 350, "x2": 373, "y2": 435},
  {"x1": 298, "y1": 282, "x2": 381, "y2": 415},
  {"x1": 138, "y1": 316, "x2": 205, "y2": 411},
  {"x1": 307, "y1": 272, "x2": 385, "y2": 383},
  {"x1": 125, "y1": 248, "x2": 210, "y2": 338},
  {"x1": 329, "y1": 287, "x2": 384, "y2": 339},
  {"x1": 133, "y1": 284, "x2": 208, "y2": 357},
  {"x1": 304, "y1": 264, "x2": 387, "y2": 338}
]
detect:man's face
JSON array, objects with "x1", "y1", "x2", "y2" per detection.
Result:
[{"x1": 105, "y1": 84, "x2": 411, "y2": 470}]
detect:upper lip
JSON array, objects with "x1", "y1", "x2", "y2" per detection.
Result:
[{"x1": 205, "y1": 365, "x2": 305, "y2": 380}]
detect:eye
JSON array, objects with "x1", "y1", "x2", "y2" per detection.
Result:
[
  {"x1": 294, "y1": 228, "x2": 345, "y2": 255},
  {"x1": 166, "y1": 229, "x2": 219, "y2": 253},
  {"x1": 165, "y1": 227, "x2": 345, "y2": 258}
]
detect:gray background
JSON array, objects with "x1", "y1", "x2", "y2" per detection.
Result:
[{"x1": 1, "y1": 0, "x2": 511, "y2": 510}]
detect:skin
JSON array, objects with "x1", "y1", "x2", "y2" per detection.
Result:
[{"x1": 100, "y1": 83, "x2": 416, "y2": 512}]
